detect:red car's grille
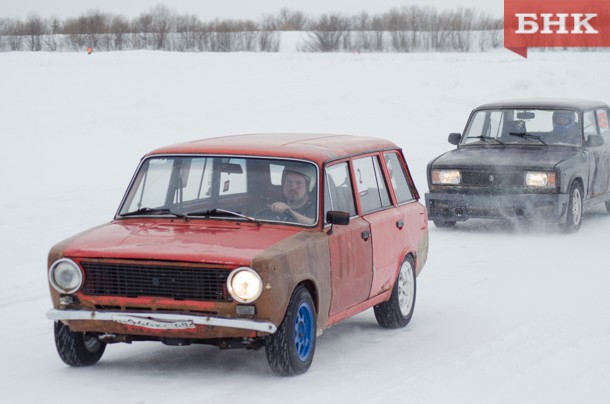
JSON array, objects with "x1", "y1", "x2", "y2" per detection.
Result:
[{"x1": 80, "y1": 261, "x2": 231, "y2": 302}]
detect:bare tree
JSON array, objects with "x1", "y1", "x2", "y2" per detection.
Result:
[
  {"x1": 150, "y1": 4, "x2": 175, "y2": 50},
  {"x1": 304, "y1": 13, "x2": 351, "y2": 52},
  {"x1": 109, "y1": 15, "x2": 130, "y2": 50},
  {"x1": 23, "y1": 14, "x2": 46, "y2": 51},
  {"x1": 0, "y1": 18, "x2": 8, "y2": 51},
  {"x1": 133, "y1": 12, "x2": 153, "y2": 49},
  {"x1": 175, "y1": 13, "x2": 201, "y2": 51},
  {"x1": 276, "y1": 8, "x2": 309, "y2": 31},
  {"x1": 44, "y1": 17, "x2": 61, "y2": 51}
]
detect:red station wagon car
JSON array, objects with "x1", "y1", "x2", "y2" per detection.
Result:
[{"x1": 46, "y1": 134, "x2": 429, "y2": 376}]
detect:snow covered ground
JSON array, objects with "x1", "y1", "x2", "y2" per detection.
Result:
[{"x1": 1, "y1": 49, "x2": 610, "y2": 403}]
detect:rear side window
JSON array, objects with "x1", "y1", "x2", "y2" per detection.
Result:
[
  {"x1": 384, "y1": 152, "x2": 414, "y2": 203},
  {"x1": 597, "y1": 109, "x2": 610, "y2": 141},
  {"x1": 352, "y1": 155, "x2": 391, "y2": 213}
]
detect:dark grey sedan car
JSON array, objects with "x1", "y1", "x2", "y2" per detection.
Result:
[{"x1": 425, "y1": 99, "x2": 610, "y2": 232}]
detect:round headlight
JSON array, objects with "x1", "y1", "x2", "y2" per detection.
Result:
[
  {"x1": 49, "y1": 258, "x2": 83, "y2": 294},
  {"x1": 227, "y1": 267, "x2": 263, "y2": 303}
]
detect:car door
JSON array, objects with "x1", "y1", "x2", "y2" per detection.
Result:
[
  {"x1": 584, "y1": 109, "x2": 610, "y2": 197},
  {"x1": 324, "y1": 161, "x2": 373, "y2": 316},
  {"x1": 352, "y1": 154, "x2": 405, "y2": 299},
  {"x1": 382, "y1": 150, "x2": 428, "y2": 264}
]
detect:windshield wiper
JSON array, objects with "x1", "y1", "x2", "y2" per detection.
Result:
[
  {"x1": 508, "y1": 132, "x2": 547, "y2": 145},
  {"x1": 183, "y1": 208, "x2": 261, "y2": 226},
  {"x1": 466, "y1": 135, "x2": 505, "y2": 145},
  {"x1": 119, "y1": 207, "x2": 186, "y2": 218}
]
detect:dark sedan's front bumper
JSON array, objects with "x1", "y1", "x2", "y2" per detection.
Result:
[{"x1": 425, "y1": 191, "x2": 570, "y2": 223}]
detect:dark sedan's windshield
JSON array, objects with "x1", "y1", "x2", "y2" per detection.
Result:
[
  {"x1": 463, "y1": 109, "x2": 581, "y2": 146},
  {"x1": 117, "y1": 156, "x2": 318, "y2": 226}
]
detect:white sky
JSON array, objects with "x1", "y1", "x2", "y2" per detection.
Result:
[{"x1": 0, "y1": 0, "x2": 503, "y2": 20}]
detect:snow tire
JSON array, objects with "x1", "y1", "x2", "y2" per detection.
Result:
[
  {"x1": 433, "y1": 220, "x2": 456, "y2": 228},
  {"x1": 560, "y1": 181, "x2": 583, "y2": 233},
  {"x1": 265, "y1": 286, "x2": 316, "y2": 376},
  {"x1": 54, "y1": 321, "x2": 106, "y2": 367},
  {"x1": 374, "y1": 256, "x2": 416, "y2": 329}
]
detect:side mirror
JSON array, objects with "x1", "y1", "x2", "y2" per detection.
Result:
[
  {"x1": 326, "y1": 211, "x2": 350, "y2": 226},
  {"x1": 586, "y1": 134, "x2": 604, "y2": 147},
  {"x1": 448, "y1": 133, "x2": 462, "y2": 145}
]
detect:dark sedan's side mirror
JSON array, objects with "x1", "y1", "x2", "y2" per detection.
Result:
[
  {"x1": 448, "y1": 133, "x2": 462, "y2": 145},
  {"x1": 326, "y1": 211, "x2": 350, "y2": 225},
  {"x1": 585, "y1": 134, "x2": 605, "y2": 147}
]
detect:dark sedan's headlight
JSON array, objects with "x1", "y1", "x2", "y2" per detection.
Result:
[
  {"x1": 431, "y1": 169, "x2": 461, "y2": 185},
  {"x1": 49, "y1": 258, "x2": 83, "y2": 294},
  {"x1": 525, "y1": 171, "x2": 557, "y2": 188}
]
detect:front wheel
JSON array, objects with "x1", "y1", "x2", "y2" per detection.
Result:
[
  {"x1": 374, "y1": 256, "x2": 417, "y2": 329},
  {"x1": 560, "y1": 182, "x2": 583, "y2": 233},
  {"x1": 265, "y1": 286, "x2": 316, "y2": 376},
  {"x1": 54, "y1": 321, "x2": 106, "y2": 367},
  {"x1": 433, "y1": 220, "x2": 456, "y2": 228}
]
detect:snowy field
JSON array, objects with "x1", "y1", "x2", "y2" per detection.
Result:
[{"x1": 1, "y1": 50, "x2": 610, "y2": 403}]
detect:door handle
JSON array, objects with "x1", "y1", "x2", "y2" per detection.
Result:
[
  {"x1": 396, "y1": 219, "x2": 404, "y2": 229},
  {"x1": 361, "y1": 230, "x2": 370, "y2": 241}
]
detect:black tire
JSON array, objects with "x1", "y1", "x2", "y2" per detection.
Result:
[
  {"x1": 560, "y1": 182, "x2": 583, "y2": 233},
  {"x1": 433, "y1": 220, "x2": 456, "y2": 228},
  {"x1": 265, "y1": 286, "x2": 316, "y2": 376},
  {"x1": 374, "y1": 256, "x2": 416, "y2": 329},
  {"x1": 54, "y1": 321, "x2": 106, "y2": 367}
]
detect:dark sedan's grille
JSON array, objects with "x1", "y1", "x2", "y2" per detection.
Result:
[
  {"x1": 81, "y1": 261, "x2": 231, "y2": 302},
  {"x1": 461, "y1": 170, "x2": 523, "y2": 187}
]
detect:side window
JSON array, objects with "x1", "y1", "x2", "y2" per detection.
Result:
[
  {"x1": 324, "y1": 162, "x2": 356, "y2": 221},
  {"x1": 352, "y1": 155, "x2": 391, "y2": 214},
  {"x1": 383, "y1": 152, "x2": 414, "y2": 203},
  {"x1": 597, "y1": 109, "x2": 610, "y2": 142},
  {"x1": 583, "y1": 110, "x2": 598, "y2": 141}
]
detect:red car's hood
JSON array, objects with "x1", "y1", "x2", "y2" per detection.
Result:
[{"x1": 56, "y1": 219, "x2": 304, "y2": 266}]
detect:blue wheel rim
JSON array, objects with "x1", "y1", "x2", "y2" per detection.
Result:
[{"x1": 294, "y1": 302, "x2": 314, "y2": 361}]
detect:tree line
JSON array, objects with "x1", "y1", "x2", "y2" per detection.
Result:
[{"x1": 0, "y1": 4, "x2": 503, "y2": 53}]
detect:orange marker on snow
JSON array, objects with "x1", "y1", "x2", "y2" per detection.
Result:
[{"x1": 87, "y1": 47, "x2": 92, "y2": 54}]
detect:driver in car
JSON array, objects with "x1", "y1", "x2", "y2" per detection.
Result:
[
  {"x1": 552, "y1": 110, "x2": 580, "y2": 144},
  {"x1": 270, "y1": 165, "x2": 316, "y2": 224}
]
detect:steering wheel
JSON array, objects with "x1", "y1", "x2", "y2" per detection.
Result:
[{"x1": 253, "y1": 207, "x2": 294, "y2": 222}]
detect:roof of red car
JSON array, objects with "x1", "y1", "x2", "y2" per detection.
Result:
[{"x1": 146, "y1": 133, "x2": 399, "y2": 164}]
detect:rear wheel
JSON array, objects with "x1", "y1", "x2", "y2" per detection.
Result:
[
  {"x1": 374, "y1": 256, "x2": 417, "y2": 329},
  {"x1": 560, "y1": 182, "x2": 583, "y2": 233},
  {"x1": 54, "y1": 321, "x2": 106, "y2": 367},
  {"x1": 265, "y1": 286, "x2": 316, "y2": 376}
]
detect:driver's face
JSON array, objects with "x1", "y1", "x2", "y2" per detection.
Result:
[
  {"x1": 284, "y1": 173, "x2": 308, "y2": 204},
  {"x1": 555, "y1": 116, "x2": 571, "y2": 125}
]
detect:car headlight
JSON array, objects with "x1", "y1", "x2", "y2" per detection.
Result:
[
  {"x1": 227, "y1": 267, "x2": 263, "y2": 303},
  {"x1": 49, "y1": 258, "x2": 83, "y2": 294},
  {"x1": 431, "y1": 169, "x2": 461, "y2": 185},
  {"x1": 525, "y1": 171, "x2": 557, "y2": 188}
]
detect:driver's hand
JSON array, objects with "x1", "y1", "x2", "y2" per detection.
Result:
[{"x1": 271, "y1": 202, "x2": 290, "y2": 214}]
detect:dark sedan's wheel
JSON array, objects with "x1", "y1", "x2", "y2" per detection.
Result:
[
  {"x1": 265, "y1": 286, "x2": 316, "y2": 376},
  {"x1": 433, "y1": 220, "x2": 456, "y2": 228},
  {"x1": 54, "y1": 321, "x2": 106, "y2": 367},
  {"x1": 374, "y1": 256, "x2": 416, "y2": 329},
  {"x1": 560, "y1": 182, "x2": 583, "y2": 233}
]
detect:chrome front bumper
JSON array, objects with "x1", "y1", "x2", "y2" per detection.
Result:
[{"x1": 47, "y1": 309, "x2": 277, "y2": 333}]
